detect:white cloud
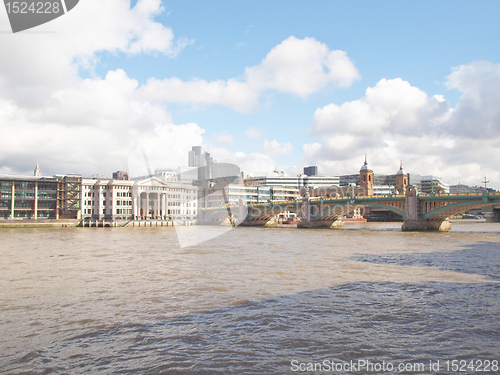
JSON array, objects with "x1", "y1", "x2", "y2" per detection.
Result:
[
  {"x1": 445, "y1": 61, "x2": 500, "y2": 138},
  {"x1": 0, "y1": 69, "x2": 205, "y2": 177},
  {"x1": 0, "y1": 0, "x2": 206, "y2": 176},
  {"x1": 2, "y1": 0, "x2": 497, "y2": 190},
  {"x1": 36, "y1": 70, "x2": 142, "y2": 127},
  {"x1": 204, "y1": 146, "x2": 278, "y2": 174},
  {"x1": 245, "y1": 36, "x2": 360, "y2": 97},
  {"x1": 306, "y1": 64, "x2": 500, "y2": 187},
  {"x1": 0, "y1": 0, "x2": 296, "y2": 178},
  {"x1": 139, "y1": 36, "x2": 360, "y2": 112},
  {"x1": 312, "y1": 78, "x2": 450, "y2": 138},
  {"x1": 139, "y1": 77, "x2": 260, "y2": 113},
  {"x1": 262, "y1": 139, "x2": 293, "y2": 157},
  {"x1": 0, "y1": 0, "x2": 189, "y2": 104},
  {"x1": 128, "y1": 122, "x2": 205, "y2": 178}
]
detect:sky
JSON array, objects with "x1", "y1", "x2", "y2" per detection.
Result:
[{"x1": 0, "y1": 0, "x2": 499, "y2": 189}]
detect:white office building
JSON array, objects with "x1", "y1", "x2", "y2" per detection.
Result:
[
  {"x1": 81, "y1": 176, "x2": 198, "y2": 223},
  {"x1": 245, "y1": 174, "x2": 340, "y2": 189}
]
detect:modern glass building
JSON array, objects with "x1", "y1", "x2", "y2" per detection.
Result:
[
  {"x1": 0, "y1": 176, "x2": 59, "y2": 219},
  {"x1": 0, "y1": 175, "x2": 82, "y2": 220}
]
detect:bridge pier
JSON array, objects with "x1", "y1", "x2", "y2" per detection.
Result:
[
  {"x1": 402, "y1": 185, "x2": 451, "y2": 231},
  {"x1": 402, "y1": 219, "x2": 451, "y2": 231},
  {"x1": 297, "y1": 219, "x2": 344, "y2": 229},
  {"x1": 485, "y1": 206, "x2": 500, "y2": 222},
  {"x1": 239, "y1": 219, "x2": 278, "y2": 227},
  {"x1": 295, "y1": 193, "x2": 345, "y2": 228}
]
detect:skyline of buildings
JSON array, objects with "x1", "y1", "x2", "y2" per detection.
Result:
[
  {"x1": 0, "y1": 146, "x2": 497, "y2": 222},
  {"x1": 1, "y1": 142, "x2": 497, "y2": 192}
]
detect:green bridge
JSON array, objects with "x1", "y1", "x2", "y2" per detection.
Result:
[{"x1": 198, "y1": 185, "x2": 500, "y2": 231}]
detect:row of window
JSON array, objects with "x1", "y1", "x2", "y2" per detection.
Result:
[
  {"x1": 1, "y1": 192, "x2": 57, "y2": 199},
  {"x1": 0, "y1": 201, "x2": 57, "y2": 209},
  {"x1": 167, "y1": 194, "x2": 198, "y2": 200},
  {"x1": 83, "y1": 199, "x2": 195, "y2": 207},
  {"x1": 82, "y1": 208, "x2": 196, "y2": 216},
  {"x1": 116, "y1": 200, "x2": 132, "y2": 206},
  {"x1": 84, "y1": 208, "x2": 132, "y2": 215},
  {"x1": 8, "y1": 182, "x2": 58, "y2": 190},
  {"x1": 0, "y1": 211, "x2": 55, "y2": 219},
  {"x1": 85, "y1": 191, "x2": 199, "y2": 199},
  {"x1": 84, "y1": 191, "x2": 133, "y2": 198},
  {"x1": 83, "y1": 200, "x2": 132, "y2": 206},
  {"x1": 83, "y1": 184, "x2": 132, "y2": 190}
]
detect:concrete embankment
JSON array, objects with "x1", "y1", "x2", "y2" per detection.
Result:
[
  {"x1": 0, "y1": 219, "x2": 198, "y2": 228},
  {"x1": 80, "y1": 220, "x2": 176, "y2": 228},
  {"x1": 79, "y1": 219, "x2": 196, "y2": 227},
  {"x1": 0, "y1": 219, "x2": 79, "y2": 228}
]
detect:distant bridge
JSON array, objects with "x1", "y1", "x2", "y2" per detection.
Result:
[{"x1": 198, "y1": 186, "x2": 500, "y2": 231}]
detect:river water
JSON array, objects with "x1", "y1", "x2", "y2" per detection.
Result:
[{"x1": 1, "y1": 222, "x2": 499, "y2": 374}]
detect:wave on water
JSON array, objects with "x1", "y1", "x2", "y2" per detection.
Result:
[{"x1": 351, "y1": 241, "x2": 500, "y2": 281}]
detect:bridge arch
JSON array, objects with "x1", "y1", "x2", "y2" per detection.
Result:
[
  {"x1": 246, "y1": 205, "x2": 301, "y2": 219},
  {"x1": 421, "y1": 202, "x2": 494, "y2": 220},
  {"x1": 198, "y1": 207, "x2": 243, "y2": 225},
  {"x1": 311, "y1": 200, "x2": 405, "y2": 221},
  {"x1": 243, "y1": 203, "x2": 302, "y2": 225}
]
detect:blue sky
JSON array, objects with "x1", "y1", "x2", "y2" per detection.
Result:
[{"x1": 1, "y1": 0, "x2": 499, "y2": 188}]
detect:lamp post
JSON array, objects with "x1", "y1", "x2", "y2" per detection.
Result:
[{"x1": 482, "y1": 177, "x2": 489, "y2": 190}]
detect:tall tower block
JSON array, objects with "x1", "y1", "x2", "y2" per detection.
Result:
[
  {"x1": 396, "y1": 161, "x2": 408, "y2": 195},
  {"x1": 359, "y1": 155, "x2": 373, "y2": 196}
]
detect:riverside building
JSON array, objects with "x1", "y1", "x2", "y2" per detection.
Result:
[
  {"x1": 203, "y1": 183, "x2": 299, "y2": 207},
  {"x1": 81, "y1": 175, "x2": 198, "y2": 224},
  {"x1": 0, "y1": 175, "x2": 60, "y2": 219},
  {"x1": 0, "y1": 163, "x2": 82, "y2": 220},
  {"x1": 245, "y1": 174, "x2": 340, "y2": 189},
  {"x1": 0, "y1": 163, "x2": 198, "y2": 223}
]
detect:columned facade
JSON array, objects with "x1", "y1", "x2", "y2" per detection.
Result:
[
  {"x1": 81, "y1": 176, "x2": 198, "y2": 223},
  {"x1": 134, "y1": 191, "x2": 169, "y2": 220}
]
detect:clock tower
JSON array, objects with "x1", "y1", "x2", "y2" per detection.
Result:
[{"x1": 359, "y1": 155, "x2": 373, "y2": 196}]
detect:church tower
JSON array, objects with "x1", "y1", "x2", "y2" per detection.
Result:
[
  {"x1": 359, "y1": 155, "x2": 373, "y2": 196},
  {"x1": 396, "y1": 160, "x2": 408, "y2": 195},
  {"x1": 34, "y1": 161, "x2": 41, "y2": 177}
]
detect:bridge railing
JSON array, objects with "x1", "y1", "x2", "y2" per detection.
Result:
[
  {"x1": 200, "y1": 191, "x2": 499, "y2": 211},
  {"x1": 418, "y1": 192, "x2": 500, "y2": 198},
  {"x1": 309, "y1": 193, "x2": 406, "y2": 201}
]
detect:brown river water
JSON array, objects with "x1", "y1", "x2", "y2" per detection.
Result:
[{"x1": 1, "y1": 222, "x2": 499, "y2": 374}]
